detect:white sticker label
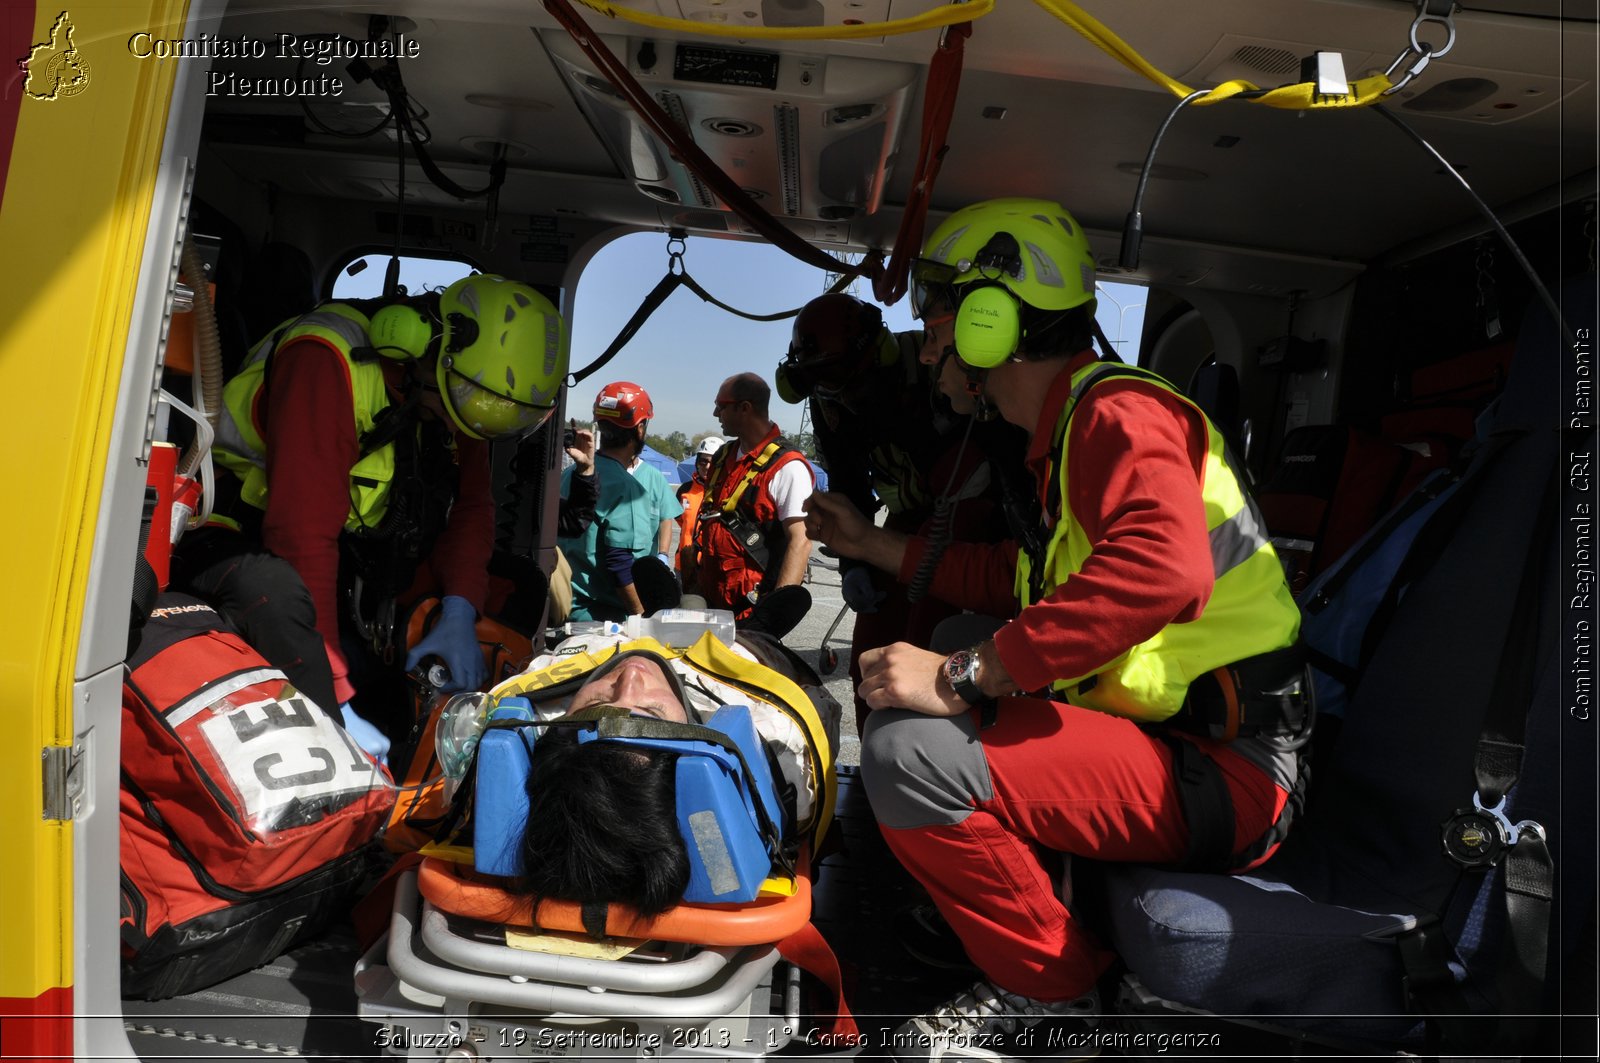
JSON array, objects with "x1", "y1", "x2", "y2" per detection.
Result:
[{"x1": 200, "y1": 694, "x2": 378, "y2": 830}]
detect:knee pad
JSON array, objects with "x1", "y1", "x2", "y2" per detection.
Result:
[{"x1": 860, "y1": 709, "x2": 992, "y2": 829}]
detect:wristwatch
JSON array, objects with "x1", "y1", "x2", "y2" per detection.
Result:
[{"x1": 942, "y1": 646, "x2": 987, "y2": 706}]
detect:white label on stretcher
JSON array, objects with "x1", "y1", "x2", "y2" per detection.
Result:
[
  {"x1": 688, "y1": 810, "x2": 739, "y2": 895},
  {"x1": 200, "y1": 693, "x2": 378, "y2": 832}
]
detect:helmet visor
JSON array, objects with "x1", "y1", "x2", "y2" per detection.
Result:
[
  {"x1": 909, "y1": 258, "x2": 961, "y2": 319},
  {"x1": 441, "y1": 368, "x2": 554, "y2": 441}
]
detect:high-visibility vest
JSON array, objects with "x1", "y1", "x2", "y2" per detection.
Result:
[
  {"x1": 214, "y1": 304, "x2": 399, "y2": 533},
  {"x1": 696, "y1": 426, "x2": 810, "y2": 611},
  {"x1": 1015, "y1": 362, "x2": 1300, "y2": 722}
]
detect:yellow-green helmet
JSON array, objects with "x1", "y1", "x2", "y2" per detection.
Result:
[
  {"x1": 435, "y1": 274, "x2": 568, "y2": 441},
  {"x1": 912, "y1": 197, "x2": 1097, "y2": 317}
]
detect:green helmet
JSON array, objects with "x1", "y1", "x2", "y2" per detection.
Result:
[
  {"x1": 435, "y1": 274, "x2": 568, "y2": 441},
  {"x1": 912, "y1": 197, "x2": 1097, "y2": 317}
]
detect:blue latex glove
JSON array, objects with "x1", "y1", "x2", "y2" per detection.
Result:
[
  {"x1": 339, "y1": 702, "x2": 390, "y2": 767},
  {"x1": 841, "y1": 565, "x2": 887, "y2": 614},
  {"x1": 656, "y1": 551, "x2": 672, "y2": 567},
  {"x1": 404, "y1": 595, "x2": 486, "y2": 693}
]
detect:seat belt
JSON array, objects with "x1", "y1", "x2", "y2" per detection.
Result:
[{"x1": 1400, "y1": 467, "x2": 1556, "y2": 1051}]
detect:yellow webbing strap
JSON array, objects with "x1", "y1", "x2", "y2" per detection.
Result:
[
  {"x1": 1030, "y1": 0, "x2": 1395, "y2": 109},
  {"x1": 569, "y1": 0, "x2": 1395, "y2": 107},
  {"x1": 718, "y1": 441, "x2": 785, "y2": 517},
  {"x1": 489, "y1": 633, "x2": 837, "y2": 854},
  {"x1": 570, "y1": 0, "x2": 994, "y2": 40}
]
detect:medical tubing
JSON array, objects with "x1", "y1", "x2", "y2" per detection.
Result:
[
  {"x1": 1120, "y1": 89, "x2": 1208, "y2": 270},
  {"x1": 1372, "y1": 104, "x2": 1579, "y2": 352},
  {"x1": 906, "y1": 415, "x2": 976, "y2": 604},
  {"x1": 176, "y1": 234, "x2": 224, "y2": 478}
]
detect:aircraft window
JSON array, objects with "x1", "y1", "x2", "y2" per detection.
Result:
[
  {"x1": 564, "y1": 232, "x2": 1148, "y2": 437},
  {"x1": 1096, "y1": 283, "x2": 1146, "y2": 359},
  {"x1": 332, "y1": 253, "x2": 478, "y2": 299}
]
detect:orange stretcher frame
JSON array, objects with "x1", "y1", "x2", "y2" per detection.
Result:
[{"x1": 416, "y1": 851, "x2": 813, "y2": 947}]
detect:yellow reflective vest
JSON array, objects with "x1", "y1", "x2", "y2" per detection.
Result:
[
  {"x1": 214, "y1": 304, "x2": 399, "y2": 532},
  {"x1": 1014, "y1": 362, "x2": 1300, "y2": 723}
]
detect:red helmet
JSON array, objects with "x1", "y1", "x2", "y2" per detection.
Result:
[
  {"x1": 781, "y1": 294, "x2": 885, "y2": 401},
  {"x1": 593, "y1": 380, "x2": 654, "y2": 429}
]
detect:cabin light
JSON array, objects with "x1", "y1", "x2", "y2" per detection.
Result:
[
  {"x1": 459, "y1": 136, "x2": 533, "y2": 159},
  {"x1": 1114, "y1": 161, "x2": 1209, "y2": 182},
  {"x1": 464, "y1": 94, "x2": 553, "y2": 112}
]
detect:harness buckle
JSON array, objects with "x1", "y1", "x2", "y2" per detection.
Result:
[{"x1": 1441, "y1": 791, "x2": 1518, "y2": 869}]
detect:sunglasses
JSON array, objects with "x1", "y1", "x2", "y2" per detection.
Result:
[{"x1": 909, "y1": 258, "x2": 961, "y2": 320}]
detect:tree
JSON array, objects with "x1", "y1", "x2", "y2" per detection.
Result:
[{"x1": 645, "y1": 431, "x2": 690, "y2": 460}]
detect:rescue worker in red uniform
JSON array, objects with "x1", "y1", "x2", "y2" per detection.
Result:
[
  {"x1": 805, "y1": 199, "x2": 1310, "y2": 1061},
  {"x1": 674, "y1": 435, "x2": 723, "y2": 574},
  {"x1": 691, "y1": 372, "x2": 815, "y2": 638},
  {"x1": 779, "y1": 292, "x2": 1027, "y2": 735},
  {"x1": 196, "y1": 274, "x2": 567, "y2": 749}
]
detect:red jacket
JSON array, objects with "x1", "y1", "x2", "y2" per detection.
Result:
[
  {"x1": 896, "y1": 352, "x2": 1215, "y2": 692},
  {"x1": 261, "y1": 339, "x2": 494, "y2": 702},
  {"x1": 694, "y1": 424, "x2": 811, "y2": 617}
]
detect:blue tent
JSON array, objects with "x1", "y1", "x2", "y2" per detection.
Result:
[
  {"x1": 674, "y1": 453, "x2": 829, "y2": 492},
  {"x1": 637, "y1": 444, "x2": 682, "y2": 483}
]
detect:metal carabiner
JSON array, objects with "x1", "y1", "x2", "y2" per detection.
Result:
[
  {"x1": 1383, "y1": 3, "x2": 1458, "y2": 95},
  {"x1": 1473, "y1": 791, "x2": 1521, "y2": 846},
  {"x1": 666, "y1": 232, "x2": 687, "y2": 276}
]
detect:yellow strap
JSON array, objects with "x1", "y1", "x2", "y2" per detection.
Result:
[
  {"x1": 718, "y1": 441, "x2": 785, "y2": 516},
  {"x1": 570, "y1": 0, "x2": 994, "y2": 40},
  {"x1": 1030, "y1": 0, "x2": 1394, "y2": 109}
]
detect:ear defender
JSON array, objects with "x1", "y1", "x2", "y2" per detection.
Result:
[
  {"x1": 775, "y1": 361, "x2": 806, "y2": 404},
  {"x1": 368, "y1": 303, "x2": 435, "y2": 360},
  {"x1": 953, "y1": 284, "x2": 1022, "y2": 369}
]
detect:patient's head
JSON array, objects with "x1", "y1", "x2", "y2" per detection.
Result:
[{"x1": 519, "y1": 655, "x2": 690, "y2": 922}]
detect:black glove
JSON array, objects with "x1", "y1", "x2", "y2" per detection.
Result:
[{"x1": 741, "y1": 585, "x2": 812, "y2": 641}]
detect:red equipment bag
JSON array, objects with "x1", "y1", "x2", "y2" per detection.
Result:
[{"x1": 119, "y1": 593, "x2": 396, "y2": 1000}]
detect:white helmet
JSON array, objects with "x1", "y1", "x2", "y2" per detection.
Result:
[{"x1": 695, "y1": 436, "x2": 725, "y2": 458}]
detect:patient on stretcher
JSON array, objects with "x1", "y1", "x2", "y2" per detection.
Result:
[{"x1": 444, "y1": 628, "x2": 841, "y2": 934}]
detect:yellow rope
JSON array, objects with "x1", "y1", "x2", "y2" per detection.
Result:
[
  {"x1": 563, "y1": 0, "x2": 1394, "y2": 107},
  {"x1": 569, "y1": 0, "x2": 994, "y2": 41},
  {"x1": 1030, "y1": 0, "x2": 1395, "y2": 109}
]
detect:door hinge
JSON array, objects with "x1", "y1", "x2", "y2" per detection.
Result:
[{"x1": 42, "y1": 743, "x2": 85, "y2": 821}]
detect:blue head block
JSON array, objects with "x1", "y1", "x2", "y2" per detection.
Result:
[{"x1": 472, "y1": 698, "x2": 535, "y2": 878}]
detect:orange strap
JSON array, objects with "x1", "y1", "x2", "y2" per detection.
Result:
[
  {"x1": 417, "y1": 856, "x2": 815, "y2": 947},
  {"x1": 776, "y1": 920, "x2": 859, "y2": 1041}
]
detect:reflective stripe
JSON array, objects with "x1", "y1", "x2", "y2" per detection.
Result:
[
  {"x1": 292, "y1": 309, "x2": 370, "y2": 351},
  {"x1": 166, "y1": 668, "x2": 289, "y2": 728},
  {"x1": 1015, "y1": 360, "x2": 1300, "y2": 721},
  {"x1": 1210, "y1": 499, "x2": 1269, "y2": 578}
]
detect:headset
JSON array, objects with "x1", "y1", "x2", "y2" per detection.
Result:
[
  {"x1": 950, "y1": 232, "x2": 1028, "y2": 370},
  {"x1": 776, "y1": 298, "x2": 890, "y2": 403},
  {"x1": 366, "y1": 300, "x2": 443, "y2": 361}
]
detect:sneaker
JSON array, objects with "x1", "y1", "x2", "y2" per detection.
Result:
[
  {"x1": 895, "y1": 902, "x2": 978, "y2": 972},
  {"x1": 890, "y1": 980, "x2": 1100, "y2": 1062}
]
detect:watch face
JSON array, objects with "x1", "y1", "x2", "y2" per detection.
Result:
[
  {"x1": 944, "y1": 648, "x2": 984, "y2": 704},
  {"x1": 944, "y1": 649, "x2": 976, "y2": 684}
]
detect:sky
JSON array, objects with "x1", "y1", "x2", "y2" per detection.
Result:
[{"x1": 335, "y1": 235, "x2": 1148, "y2": 441}]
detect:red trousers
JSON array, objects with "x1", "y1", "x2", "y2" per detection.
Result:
[{"x1": 862, "y1": 699, "x2": 1289, "y2": 1001}]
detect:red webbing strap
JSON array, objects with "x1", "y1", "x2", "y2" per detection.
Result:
[
  {"x1": 544, "y1": 0, "x2": 881, "y2": 284},
  {"x1": 776, "y1": 920, "x2": 858, "y2": 1040},
  {"x1": 873, "y1": 21, "x2": 972, "y2": 306}
]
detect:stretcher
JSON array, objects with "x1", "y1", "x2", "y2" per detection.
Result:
[{"x1": 354, "y1": 855, "x2": 820, "y2": 1060}]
